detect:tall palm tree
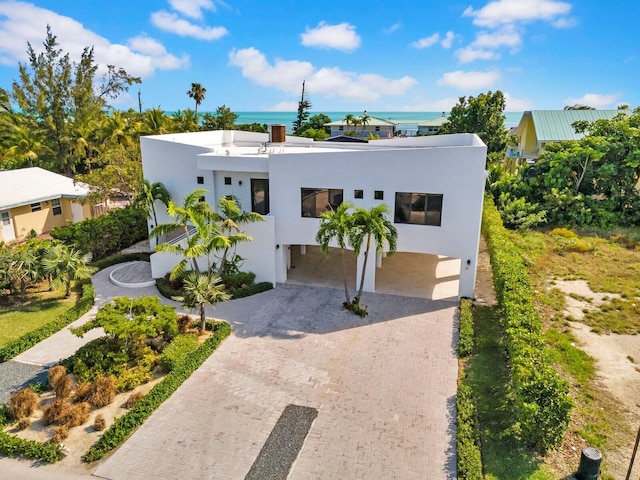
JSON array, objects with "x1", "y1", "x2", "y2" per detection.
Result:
[
  {"x1": 187, "y1": 83, "x2": 207, "y2": 117},
  {"x1": 179, "y1": 271, "x2": 230, "y2": 333},
  {"x1": 42, "y1": 244, "x2": 96, "y2": 298},
  {"x1": 349, "y1": 204, "x2": 397, "y2": 302},
  {"x1": 133, "y1": 179, "x2": 172, "y2": 228},
  {"x1": 360, "y1": 112, "x2": 370, "y2": 136},
  {"x1": 316, "y1": 202, "x2": 355, "y2": 305},
  {"x1": 343, "y1": 114, "x2": 355, "y2": 135},
  {"x1": 212, "y1": 196, "x2": 264, "y2": 276}
]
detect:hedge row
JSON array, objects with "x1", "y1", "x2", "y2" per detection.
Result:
[
  {"x1": 51, "y1": 205, "x2": 147, "y2": 261},
  {"x1": 482, "y1": 197, "x2": 572, "y2": 451},
  {"x1": 458, "y1": 298, "x2": 474, "y2": 357},
  {"x1": 156, "y1": 277, "x2": 273, "y2": 301},
  {"x1": 0, "y1": 282, "x2": 95, "y2": 363},
  {"x1": 90, "y1": 252, "x2": 151, "y2": 270},
  {"x1": 0, "y1": 431, "x2": 63, "y2": 463},
  {"x1": 82, "y1": 321, "x2": 232, "y2": 462},
  {"x1": 457, "y1": 381, "x2": 483, "y2": 480}
]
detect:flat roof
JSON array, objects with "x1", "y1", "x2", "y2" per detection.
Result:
[{"x1": 0, "y1": 167, "x2": 89, "y2": 210}]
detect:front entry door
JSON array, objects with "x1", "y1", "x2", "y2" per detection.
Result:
[{"x1": 1, "y1": 210, "x2": 15, "y2": 242}]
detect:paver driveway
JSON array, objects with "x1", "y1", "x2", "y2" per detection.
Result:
[{"x1": 95, "y1": 284, "x2": 458, "y2": 480}]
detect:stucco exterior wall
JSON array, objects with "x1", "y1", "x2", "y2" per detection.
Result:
[{"x1": 10, "y1": 199, "x2": 73, "y2": 240}]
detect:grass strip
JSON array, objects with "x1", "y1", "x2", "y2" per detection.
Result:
[{"x1": 82, "y1": 321, "x2": 232, "y2": 462}]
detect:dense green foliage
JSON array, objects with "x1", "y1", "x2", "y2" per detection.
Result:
[
  {"x1": 89, "y1": 252, "x2": 150, "y2": 270},
  {"x1": 159, "y1": 334, "x2": 199, "y2": 372},
  {"x1": 51, "y1": 205, "x2": 147, "y2": 260},
  {"x1": 456, "y1": 381, "x2": 483, "y2": 480},
  {"x1": 490, "y1": 107, "x2": 640, "y2": 228},
  {"x1": 82, "y1": 321, "x2": 231, "y2": 462},
  {"x1": 0, "y1": 282, "x2": 94, "y2": 362},
  {"x1": 482, "y1": 198, "x2": 572, "y2": 451},
  {"x1": 458, "y1": 298, "x2": 474, "y2": 357},
  {"x1": 0, "y1": 430, "x2": 64, "y2": 463}
]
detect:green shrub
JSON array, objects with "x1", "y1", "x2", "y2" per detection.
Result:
[
  {"x1": 82, "y1": 321, "x2": 231, "y2": 462},
  {"x1": 0, "y1": 282, "x2": 95, "y2": 362},
  {"x1": 51, "y1": 205, "x2": 147, "y2": 261},
  {"x1": 482, "y1": 197, "x2": 572, "y2": 451},
  {"x1": 232, "y1": 281, "x2": 273, "y2": 299},
  {"x1": 549, "y1": 227, "x2": 577, "y2": 239},
  {"x1": 222, "y1": 271, "x2": 256, "y2": 291},
  {"x1": 90, "y1": 252, "x2": 151, "y2": 270},
  {"x1": 155, "y1": 277, "x2": 183, "y2": 300},
  {"x1": 160, "y1": 334, "x2": 199, "y2": 372},
  {"x1": 0, "y1": 431, "x2": 64, "y2": 463},
  {"x1": 457, "y1": 382, "x2": 483, "y2": 480},
  {"x1": 458, "y1": 299, "x2": 474, "y2": 357}
]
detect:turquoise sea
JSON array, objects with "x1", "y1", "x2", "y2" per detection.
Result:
[{"x1": 228, "y1": 111, "x2": 524, "y2": 134}]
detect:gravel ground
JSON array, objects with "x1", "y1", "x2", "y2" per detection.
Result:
[{"x1": 0, "y1": 361, "x2": 48, "y2": 404}]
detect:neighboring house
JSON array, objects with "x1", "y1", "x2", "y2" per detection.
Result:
[
  {"x1": 141, "y1": 128, "x2": 487, "y2": 299},
  {"x1": 325, "y1": 116, "x2": 398, "y2": 138},
  {"x1": 506, "y1": 110, "x2": 623, "y2": 162},
  {"x1": 417, "y1": 114, "x2": 448, "y2": 135},
  {"x1": 0, "y1": 167, "x2": 92, "y2": 243}
]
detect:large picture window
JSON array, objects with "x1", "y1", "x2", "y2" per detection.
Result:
[
  {"x1": 251, "y1": 179, "x2": 269, "y2": 215},
  {"x1": 301, "y1": 188, "x2": 343, "y2": 218},
  {"x1": 394, "y1": 192, "x2": 443, "y2": 226}
]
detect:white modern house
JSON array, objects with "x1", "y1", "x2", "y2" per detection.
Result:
[{"x1": 141, "y1": 127, "x2": 487, "y2": 300}]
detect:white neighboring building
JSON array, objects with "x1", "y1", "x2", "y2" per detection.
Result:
[{"x1": 141, "y1": 128, "x2": 487, "y2": 299}]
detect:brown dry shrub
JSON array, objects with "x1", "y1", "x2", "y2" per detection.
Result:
[
  {"x1": 43, "y1": 399, "x2": 69, "y2": 426},
  {"x1": 123, "y1": 391, "x2": 144, "y2": 409},
  {"x1": 16, "y1": 417, "x2": 31, "y2": 430},
  {"x1": 93, "y1": 414, "x2": 106, "y2": 431},
  {"x1": 8, "y1": 388, "x2": 38, "y2": 420},
  {"x1": 177, "y1": 315, "x2": 191, "y2": 334},
  {"x1": 89, "y1": 376, "x2": 116, "y2": 408},
  {"x1": 52, "y1": 425, "x2": 69, "y2": 443},
  {"x1": 60, "y1": 402, "x2": 90, "y2": 427},
  {"x1": 54, "y1": 375, "x2": 72, "y2": 400},
  {"x1": 72, "y1": 381, "x2": 92, "y2": 403},
  {"x1": 48, "y1": 365, "x2": 66, "y2": 389}
]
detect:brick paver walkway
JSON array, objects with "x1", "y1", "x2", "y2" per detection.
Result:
[{"x1": 95, "y1": 284, "x2": 458, "y2": 480}]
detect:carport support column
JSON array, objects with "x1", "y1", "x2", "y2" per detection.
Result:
[
  {"x1": 458, "y1": 256, "x2": 478, "y2": 299},
  {"x1": 356, "y1": 247, "x2": 376, "y2": 294}
]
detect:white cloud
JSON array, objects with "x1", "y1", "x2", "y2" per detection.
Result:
[
  {"x1": 168, "y1": 0, "x2": 216, "y2": 20},
  {"x1": 473, "y1": 27, "x2": 521, "y2": 49},
  {"x1": 552, "y1": 17, "x2": 577, "y2": 28},
  {"x1": 463, "y1": 0, "x2": 573, "y2": 28},
  {"x1": 564, "y1": 93, "x2": 622, "y2": 109},
  {"x1": 269, "y1": 101, "x2": 298, "y2": 111},
  {"x1": 301, "y1": 22, "x2": 361, "y2": 52},
  {"x1": 151, "y1": 11, "x2": 228, "y2": 40},
  {"x1": 503, "y1": 92, "x2": 534, "y2": 110},
  {"x1": 384, "y1": 22, "x2": 402, "y2": 34},
  {"x1": 411, "y1": 33, "x2": 440, "y2": 49},
  {"x1": 0, "y1": 1, "x2": 188, "y2": 76},
  {"x1": 228, "y1": 47, "x2": 416, "y2": 102},
  {"x1": 441, "y1": 31, "x2": 456, "y2": 49},
  {"x1": 455, "y1": 47, "x2": 500, "y2": 63},
  {"x1": 437, "y1": 70, "x2": 501, "y2": 90}
]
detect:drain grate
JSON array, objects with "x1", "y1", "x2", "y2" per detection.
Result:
[{"x1": 245, "y1": 404, "x2": 318, "y2": 480}]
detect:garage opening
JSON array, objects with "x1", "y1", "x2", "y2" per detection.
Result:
[{"x1": 286, "y1": 245, "x2": 356, "y2": 290}]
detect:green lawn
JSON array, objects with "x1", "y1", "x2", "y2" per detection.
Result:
[{"x1": 0, "y1": 292, "x2": 76, "y2": 348}]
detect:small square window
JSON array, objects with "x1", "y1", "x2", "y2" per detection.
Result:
[
  {"x1": 354, "y1": 189, "x2": 363, "y2": 199},
  {"x1": 339, "y1": 126, "x2": 344, "y2": 131},
  {"x1": 375, "y1": 126, "x2": 380, "y2": 132},
  {"x1": 31, "y1": 202, "x2": 42, "y2": 212},
  {"x1": 374, "y1": 190, "x2": 384, "y2": 200},
  {"x1": 224, "y1": 177, "x2": 232, "y2": 185},
  {"x1": 199, "y1": 196, "x2": 206, "y2": 203},
  {"x1": 197, "y1": 176, "x2": 204, "y2": 184},
  {"x1": 52, "y1": 199, "x2": 62, "y2": 216},
  {"x1": 1, "y1": 212, "x2": 10, "y2": 226}
]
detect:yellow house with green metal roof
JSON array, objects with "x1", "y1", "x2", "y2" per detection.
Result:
[{"x1": 506, "y1": 110, "x2": 623, "y2": 161}]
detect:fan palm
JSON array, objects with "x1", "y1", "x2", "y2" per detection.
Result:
[
  {"x1": 179, "y1": 272, "x2": 230, "y2": 333},
  {"x1": 42, "y1": 244, "x2": 96, "y2": 298}
]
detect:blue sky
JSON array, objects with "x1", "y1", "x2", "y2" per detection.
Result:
[{"x1": 0, "y1": 0, "x2": 638, "y2": 112}]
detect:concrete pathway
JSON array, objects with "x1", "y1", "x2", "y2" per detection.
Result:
[{"x1": 2, "y1": 262, "x2": 459, "y2": 480}]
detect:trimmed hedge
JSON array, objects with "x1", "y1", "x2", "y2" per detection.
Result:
[
  {"x1": 51, "y1": 205, "x2": 147, "y2": 261},
  {"x1": 458, "y1": 298, "x2": 474, "y2": 357},
  {"x1": 0, "y1": 431, "x2": 63, "y2": 463},
  {"x1": 457, "y1": 381, "x2": 483, "y2": 480},
  {"x1": 90, "y1": 252, "x2": 151, "y2": 270},
  {"x1": 482, "y1": 197, "x2": 572, "y2": 451},
  {"x1": 156, "y1": 277, "x2": 273, "y2": 301},
  {"x1": 0, "y1": 282, "x2": 95, "y2": 363},
  {"x1": 231, "y1": 281, "x2": 273, "y2": 299},
  {"x1": 159, "y1": 334, "x2": 199, "y2": 372},
  {"x1": 82, "y1": 321, "x2": 232, "y2": 462}
]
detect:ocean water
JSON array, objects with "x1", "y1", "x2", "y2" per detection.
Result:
[{"x1": 229, "y1": 111, "x2": 524, "y2": 134}]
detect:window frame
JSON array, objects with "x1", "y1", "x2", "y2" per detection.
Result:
[
  {"x1": 197, "y1": 176, "x2": 204, "y2": 185},
  {"x1": 354, "y1": 189, "x2": 363, "y2": 199},
  {"x1": 301, "y1": 188, "x2": 344, "y2": 218},
  {"x1": 30, "y1": 202, "x2": 42, "y2": 212},
  {"x1": 224, "y1": 176, "x2": 232, "y2": 185},
  {"x1": 52, "y1": 198, "x2": 62, "y2": 216},
  {"x1": 1, "y1": 211, "x2": 10, "y2": 226},
  {"x1": 394, "y1": 192, "x2": 443, "y2": 226}
]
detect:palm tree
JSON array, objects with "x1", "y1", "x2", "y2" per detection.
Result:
[
  {"x1": 360, "y1": 111, "x2": 370, "y2": 136},
  {"x1": 173, "y1": 109, "x2": 199, "y2": 132},
  {"x1": 187, "y1": 83, "x2": 207, "y2": 117},
  {"x1": 212, "y1": 196, "x2": 264, "y2": 276},
  {"x1": 316, "y1": 202, "x2": 355, "y2": 305},
  {"x1": 42, "y1": 244, "x2": 96, "y2": 298},
  {"x1": 150, "y1": 188, "x2": 213, "y2": 278},
  {"x1": 133, "y1": 179, "x2": 172, "y2": 228},
  {"x1": 349, "y1": 205, "x2": 398, "y2": 303},
  {"x1": 179, "y1": 271, "x2": 230, "y2": 334},
  {"x1": 343, "y1": 114, "x2": 355, "y2": 135}
]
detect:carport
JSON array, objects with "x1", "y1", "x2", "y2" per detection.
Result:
[{"x1": 285, "y1": 244, "x2": 460, "y2": 301}]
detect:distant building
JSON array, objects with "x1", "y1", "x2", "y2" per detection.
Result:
[
  {"x1": 417, "y1": 114, "x2": 448, "y2": 135},
  {"x1": 141, "y1": 128, "x2": 487, "y2": 299},
  {"x1": 506, "y1": 110, "x2": 623, "y2": 162},
  {"x1": 0, "y1": 167, "x2": 93, "y2": 243},
  {"x1": 325, "y1": 115, "x2": 397, "y2": 138}
]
